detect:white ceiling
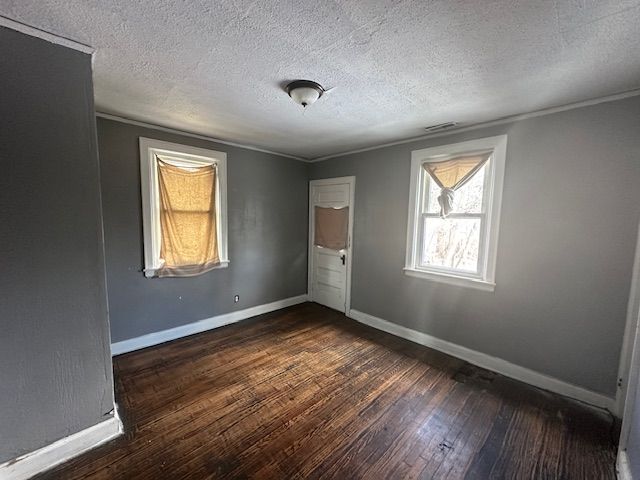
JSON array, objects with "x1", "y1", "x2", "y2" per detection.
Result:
[{"x1": 2, "y1": 1, "x2": 640, "y2": 160}]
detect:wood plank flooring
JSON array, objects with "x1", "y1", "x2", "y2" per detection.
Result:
[{"x1": 36, "y1": 303, "x2": 617, "y2": 479}]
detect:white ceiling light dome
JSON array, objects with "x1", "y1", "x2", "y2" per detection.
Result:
[{"x1": 286, "y1": 80, "x2": 325, "y2": 108}]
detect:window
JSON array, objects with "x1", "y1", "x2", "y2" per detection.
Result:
[
  {"x1": 405, "y1": 135, "x2": 507, "y2": 291},
  {"x1": 139, "y1": 138, "x2": 228, "y2": 278}
]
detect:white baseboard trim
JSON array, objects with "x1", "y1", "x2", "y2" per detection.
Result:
[
  {"x1": 618, "y1": 449, "x2": 634, "y2": 480},
  {"x1": 111, "y1": 294, "x2": 309, "y2": 356},
  {"x1": 348, "y1": 309, "x2": 615, "y2": 412},
  {"x1": 0, "y1": 407, "x2": 122, "y2": 480}
]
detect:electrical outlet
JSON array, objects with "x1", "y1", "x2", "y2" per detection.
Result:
[{"x1": 234, "y1": 295, "x2": 239, "y2": 303}]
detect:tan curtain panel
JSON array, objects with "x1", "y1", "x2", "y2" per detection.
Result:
[
  {"x1": 314, "y1": 206, "x2": 348, "y2": 250},
  {"x1": 156, "y1": 159, "x2": 220, "y2": 277},
  {"x1": 422, "y1": 152, "x2": 491, "y2": 218}
]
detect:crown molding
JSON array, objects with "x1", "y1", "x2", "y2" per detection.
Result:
[
  {"x1": 6, "y1": 13, "x2": 633, "y2": 163},
  {"x1": 0, "y1": 15, "x2": 94, "y2": 54},
  {"x1": 309, "y1": 87, "x2": 640, "y2": 162},
  {"x1": 96, "y1": 112, "x2": 309, "y2": 162}
]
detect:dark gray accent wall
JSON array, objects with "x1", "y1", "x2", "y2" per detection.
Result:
[
  {"x1": 97, "y1": 118, "x2": 308, "y2": 343},
  {"x1": 310, "y1": 96, "x2": 640, "y2": 397},
  {"x1": 0, "y1": 28, "x2": 114, "y2": 463}
]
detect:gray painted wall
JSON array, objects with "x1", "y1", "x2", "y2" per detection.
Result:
[
  {"x1": 97, "y1": 118, "x2": 308, "y2": 343},
  {"x1": 310, "y1": 96, "x2": 640, "y2": 397},
  {"x1": 0, "y1": 28, "x2": 114, "y2": 463}
]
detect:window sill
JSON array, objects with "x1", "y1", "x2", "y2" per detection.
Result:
[
  {"x1": 144, "y1": 260, "x2": 229, "y2": 278},
  {"x1": 403, "y1": 267, "x2": 495, "y2": 292}
]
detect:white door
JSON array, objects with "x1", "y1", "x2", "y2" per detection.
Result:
[{"x1": 308, "y1": 177, "x2": 355, "y2": 313}]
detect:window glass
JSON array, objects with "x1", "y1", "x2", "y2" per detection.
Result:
[{"x1": 421, "y1": 217, "x2": 481, "y2": 272}]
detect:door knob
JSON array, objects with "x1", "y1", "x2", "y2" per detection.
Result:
[{"x1": 340, "y1": 254, "x2": 346, "y2": 265}]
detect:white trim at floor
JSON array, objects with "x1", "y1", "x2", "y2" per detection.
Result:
[
  {"x1": 348, "y1": 309, "x2": 615, "y2": 412},
  {"x1": 618, "y1": 449, "x2": 633, "y2": 480},
  {"x1": 0, "y1": 407, "x2": 122, "y2": 480},
  {"x1": 111, "y1": 294, "x2": 309, "y2": 356}
]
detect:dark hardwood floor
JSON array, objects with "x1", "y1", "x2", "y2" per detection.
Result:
[{"x1": 37, "y1": 302, "x2": 617, "y2": 479}]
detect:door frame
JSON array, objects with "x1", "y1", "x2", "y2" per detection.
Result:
[
  {"x1": 617, "y1": 222, "x2": 640, "y2": 470},
  {"x1": 308, "y1": 176, "x2": 355, "y2": 315}
]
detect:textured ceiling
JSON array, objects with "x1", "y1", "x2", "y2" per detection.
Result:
[{"x1": 2, "y1": 1, "x2": 640, "y2": 159}]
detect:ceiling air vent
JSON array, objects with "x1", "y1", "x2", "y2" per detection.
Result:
[{"x1": 424, "y1": 122, "x2": 458, "y2": 133}]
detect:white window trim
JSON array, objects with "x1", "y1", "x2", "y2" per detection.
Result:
[
  {"x1": 404, "y1": 135, "x2": 507, "y2": 291},
  {"x1": 139, "y1": 137, "x2": 229, "y2": 278}
]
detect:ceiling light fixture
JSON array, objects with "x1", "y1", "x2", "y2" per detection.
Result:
[{"x1": 285, "y1": 80, "x2": 326, "y2": 108}]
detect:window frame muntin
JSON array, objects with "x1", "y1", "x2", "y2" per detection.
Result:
[
  {"x1": 417, "y1": 159, "x2": 492, "y2": 279},
  {"x1": 404, "y1": 135, "x2": 507, "y2": 291},
  {"x1": 139, "y1": 137, "x2": 228, "y2": 278}
]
